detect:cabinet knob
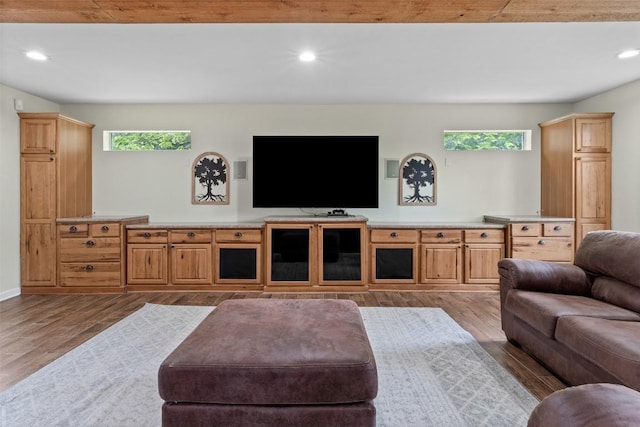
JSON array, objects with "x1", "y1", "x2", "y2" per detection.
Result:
[
  {"x1": 143, "y1": 232, "x2": 151, "y2": 238},
  {"x1": 49, "y1": 157, "x2": 54, "y2": 161},
  {"x1": 101, "y1": 225, "x2": 109, "y2": 232},
  {"x1": 538, "y1": 239, "x2": 546, "y2": 245},
  {"x1": 554, "y1": 225, "x2": 562, "y2": 231},
  {"x1": 390, "y1": 232, "x2": 398, "y2": 238},
  {"x1": 436, "y1": 232, "x2": 444, "y2": 238},
  {"x1": 234, "y1": 231, "x2": 243, "y2": 237},
  {"x1": 85, "y1": 264, "x2": 94, "y2": 271},
  {"x1": 187, "y1": 232, "x2": 196, "y2": 238},
  {"x1": 521, "y1": 225, "x2": 529, "y2": 231},
  {"x1": 481, "y1": 232, "x2": 488, "y2": 238},
  {"x1": 85, "y1": 240, "x2": 96, "y2": 247},
  {"x1": 69, "y1": 225, "x2": 78, "y2": 233}
]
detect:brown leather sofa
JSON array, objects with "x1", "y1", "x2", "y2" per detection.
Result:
[{"x1": 498, "y1": 230, "x2": 640, "y2": 391}]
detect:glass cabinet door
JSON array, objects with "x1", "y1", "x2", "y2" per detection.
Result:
[
  {"x1": 269, "y1": 226, "x2": 311, "y2": 283},
  {"x1": 216, "y1": 244, "x2": 261, "y2": 284},
  {"x1": 370, "y1": 244, "x2": 418, "y2": 284},
  {"x1": 320, "y1": 226, "x2": 363, "y2": 282}
]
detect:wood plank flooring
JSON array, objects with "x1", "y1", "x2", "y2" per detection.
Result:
[{"x1": 0, "y1": 291, "x2": 567, "y2": 399}]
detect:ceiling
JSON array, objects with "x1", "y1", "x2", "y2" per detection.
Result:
[{"x1": 1, "y1": 2, "x2": 639, "y2": 104}]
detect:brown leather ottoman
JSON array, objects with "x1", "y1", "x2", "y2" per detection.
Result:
[
  {"x1": 528, "y1": 383, "x2": 640, "y2": 427},
  {"x1": 158, "y1": 299, "x2": 378, "y2": 426}
]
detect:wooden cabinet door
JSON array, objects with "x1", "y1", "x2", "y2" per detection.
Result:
[
  {"x1": 420, "y1": 244, "x2": 462, "y2": 284},
  {"x1": 21, "y1": 222, "x2": 56, "y2": 286},
  {"x1": 127, "y1": 244, "x2": 168, "y2": 285},
  {"x1": 21, "y1": 155, "x2": 56, "y2": 220},
  {"x1": 575, "y1": 118, "x2": 611, "y2": 153},
  {"x1": 20, "y1": 118, "x2": 56, "y2": 154},
  {"x1": 575, "y1": 154, "x2": 611, "y2": 246},
  {"x1": 464, "y1": 243, "x2": 504, "y2": 284},
  {"x1": 21, "y1": 155, "x2": 57, "y2": 287},
  {"x1": 170, "y1": 244, "x2": 213, "y2": 285}
]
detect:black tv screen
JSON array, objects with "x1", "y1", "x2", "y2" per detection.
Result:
[{"x1": 252, "y1": 135, "x2": 379, "y2": 209}]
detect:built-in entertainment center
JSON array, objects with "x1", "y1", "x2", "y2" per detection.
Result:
[{"x1": 19, "y1": 112, "x2": 584, "y2": 295}]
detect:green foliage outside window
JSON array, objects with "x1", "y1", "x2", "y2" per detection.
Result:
[
  {"x1": 107, "y1": 131, "x2": 191, "y2": 151},
  {"x1": 444, "y1": 131, "x2": 530, "y2": 151}
]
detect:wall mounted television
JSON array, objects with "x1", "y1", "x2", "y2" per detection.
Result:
[{"x1": 252, "y1": 135, "x2": 379, "y2": 209}]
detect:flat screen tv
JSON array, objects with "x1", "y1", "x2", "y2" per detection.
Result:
[{"x1": 252, "y1": 135, "x2": 379, "y2": 209}]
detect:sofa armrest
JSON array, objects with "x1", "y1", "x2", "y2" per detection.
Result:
[{"x1": 498, "y1": 259, "x2": 591, "y2": 308}]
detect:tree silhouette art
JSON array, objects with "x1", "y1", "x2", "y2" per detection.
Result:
[
  {"x1": 402, "y1": 156, "x2": 435, "y2": 204},
  {"x1": 193, "y1": 154, "x2": 227, "y2": 203}
]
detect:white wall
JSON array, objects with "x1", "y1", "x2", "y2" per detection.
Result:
[
  {"x1": 61, "y1": 103, "x2": 569, "y2": 223},
  {"x1": 574, "y1": 79, "x2": 640, "y2": 232},
  {"x1": 0, "y1": 84, "x2": 60, "y2": 299}
]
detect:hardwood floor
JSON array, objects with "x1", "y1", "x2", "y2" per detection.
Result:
[{"x1": 0, "y1": 291, "x2": 567, "y2": 399}]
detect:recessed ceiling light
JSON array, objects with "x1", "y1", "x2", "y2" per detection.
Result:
[
  {"x1": 26, "y1": 50, "x2": 48, "y2": 61},
  {"x1": 299, "y1": 51, "x2": 316, "y2": 62},
  {"x1": 618, "y1": 49, "x2": 639, "y2": 59}
]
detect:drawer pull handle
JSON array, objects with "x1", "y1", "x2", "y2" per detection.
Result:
[
  {"x1": 69, "y1": 225, "x2": 78, "y2": 233},
  {"x1": 187, "y1": 232, "x2": 196, "y2": 238},
  {"x1": 390, "y1": 232, "x2": 398, "y2": 238},
  {"x1": 101, "y1": 225, "x2": 109, "y2": 232},
  {"x1": 143, "y1": 232, "x2": 151, "y2": 238},
  {"x1": 538, "y1": 239, "x2": 546, "y2": 245},
  {"x1": 437, "y1": 232, "x2": 444, "y2": 238},
  {"x1": 481, "y1": 232, "x2": 488, "y2": 238},
  {"x1": 49, "y1": 157, "x2": 54, "y2": 161},
  {"x1": 234, "y1": 231, "x2": 243, "y2": 237},
  {"x1": 86, "y1": 240, "x2": 96, "y2": 247},
  {"x1": 553, "y1": 225, "x2": 562, "y2": 231},
  {"x1": 522, "y1": 225, "x2": 529, "y2": 231},
  {"x1": 85, "y1": 265, "x2": 94, "y2": 272}
]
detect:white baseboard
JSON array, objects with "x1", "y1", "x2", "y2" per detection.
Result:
[{"x1": 0, "y1": 287, "x2": 21, "y2": 301}]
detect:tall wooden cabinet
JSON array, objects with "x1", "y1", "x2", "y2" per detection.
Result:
[
  {"x1": 539, "y1": 113, "x2": 613, "y2": 250},
  {"x1": 19, "y1": 113, "x2": 94, "y2": 291}
]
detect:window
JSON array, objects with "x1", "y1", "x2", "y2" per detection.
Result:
[
  {"x1": 103, "y1": 130, "x2": 191, "y2": 151},
  {"x1": 444, "y1": 130, "x2": 531, "y2": 151}
]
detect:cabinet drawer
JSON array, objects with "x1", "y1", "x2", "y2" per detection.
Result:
[
  {"x1": 59, "y1": 262, "x2": 121, "y2": 287},
  {"x1": 543, "y1": 222, "x2": 573, "y2": 237},
  {"x1": 59, "y1": 237, "x2": 122, "y2": 262},
  {"x1": 216, "y1": 229, "x2": 262, "y2": 243},
  {"x1": 90, "y1": 223, "x2": 120, "y2": 237},
  {"x1": 58, "y1": 223, "x2": 89, "y2": 237},
  {"x1": 170, "y1": 229, "x2": 212, "y2": 243},
  {"x1": 510, "y1": 223, "x2": 541, "y2": 237},
  {"x1": 511, "y1": 237, "x2": 573, "y2": 261},
  {"x1": 370, "y1": 229, "x2": 418, "y2": 243},
  {"x1": 465, "y1": 229, "x2": 504, "y2": 243},
  {"x1": 127, "y1": 229, "x2": 168, "y2": 243},
  {"x1": 421, "y1": 229, "x2": 462, "y2": 243}
]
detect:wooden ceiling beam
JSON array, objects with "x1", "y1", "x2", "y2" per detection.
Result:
[{"x1": 1, "y1": 0, "x2": 639, "y2": 23}]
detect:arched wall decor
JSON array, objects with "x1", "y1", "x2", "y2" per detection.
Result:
[
  {"x1": 399, "y1": 153, "x2": 437, "y2": 206},
  {"x1": 192, "y1": 152, "x2": 229, "y2": 205}
]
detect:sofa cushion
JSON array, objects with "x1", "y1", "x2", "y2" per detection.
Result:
[
  {"x1": 555, "y1": 316, "x2": 640, "y2": 390},
  {"x1": 574, "y1": 230, "x2": 640, "y2": 288},
  {"x1": 591, "y1": 276, "x2": 640, "y2": 314},
  {"x1": 504, "y1": 290, "x2": 640, "y2": 338},
  {"x1": 527, "y1": 383, "x2": 640, "y2": 427}
]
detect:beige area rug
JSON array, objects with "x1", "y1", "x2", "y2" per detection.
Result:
[{"x1": 0, "y1": 303, "x2": 538, "y2": 426}]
